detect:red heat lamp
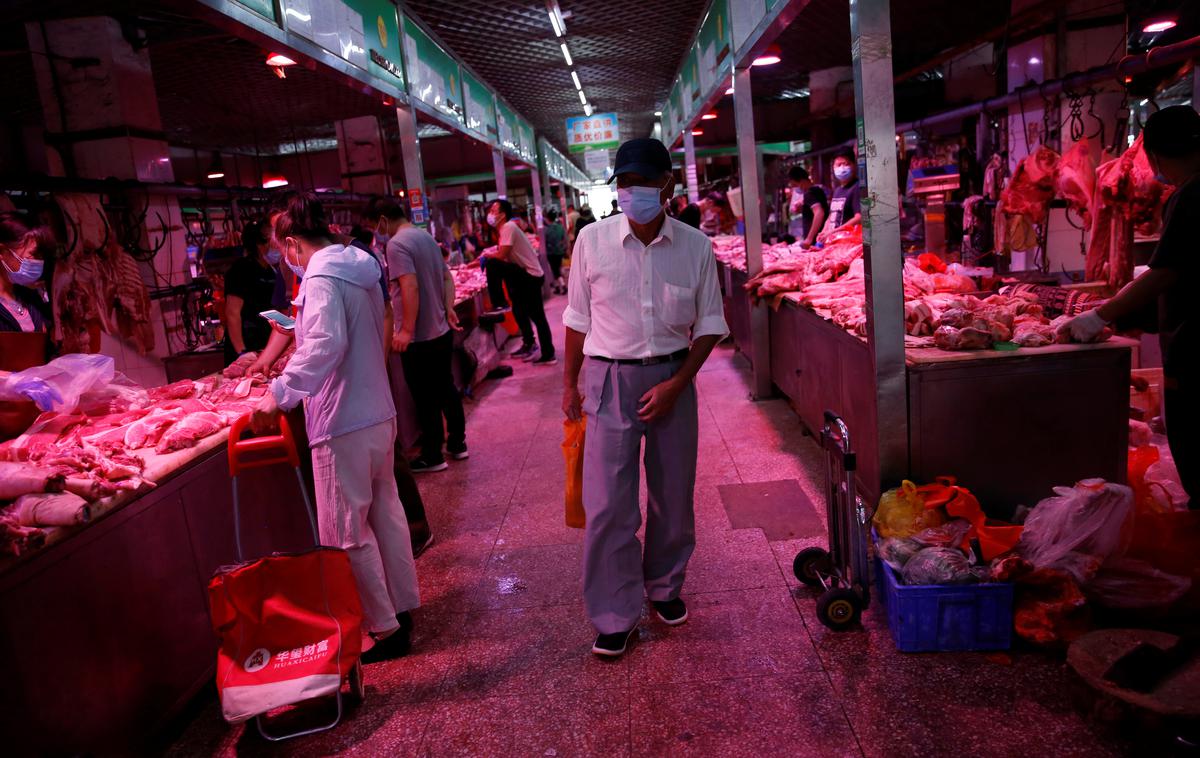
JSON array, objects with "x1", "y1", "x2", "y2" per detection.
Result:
[
  {"x1": 266, "y1": 52, "x2": 297, "y2": 79},
  {"x1": 1142, "y1": 19, "x2": 1177, "y2": 34},
  {"x1": 701, "y1": 111, "x2": 718, "y2": 121},
  {"x1": 691, "y1": 128, "x2": 704, "y2": 136},
  {"x1": 262, "y1": 174, "x2": 289, "y2": 189},
  {"x1": 752, "y1": 44, "x2": 782, "y2": 67},
  {"x1": 725, "y1": 85, "x2": 735, "y2": 96}
]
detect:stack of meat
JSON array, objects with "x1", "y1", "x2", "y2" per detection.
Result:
[
  {"x1": 711, "y1": 235, "x2": 809, "y2": 273},
  {"x1": 51, "y1": 194, "x2": 156, "y2": 355},
  {"x1": 449, "y1": 265, "x2": 488, "y2": 305},
  {"x1": 1086, "y1": 134, "x2": 1173, "y2": 288},
  {"x1": 0, "y1": 367, "x2": 284, "y2": 558},
  {"x1": 743, "y1": 229, "x2": 864, "y2": 300}
]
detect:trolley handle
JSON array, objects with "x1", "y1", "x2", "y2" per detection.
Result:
[
  {"x1": 228, "y1": 412, "x2": 300, "y2": 476},
  {"x1": 821, "y1": 410, "x2": 856, "y2": 471}
]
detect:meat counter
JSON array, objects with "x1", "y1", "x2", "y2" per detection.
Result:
[
  {"x1": 0, "y1": 430, "x2": 314, "y2": 753},
  {"x1": 716, "y1": 262, "x2": 1132, "y2": 513}
]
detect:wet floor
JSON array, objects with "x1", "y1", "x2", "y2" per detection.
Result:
[{"x1": 167, "y1": 295, "x2": 1134, "y2": 757}]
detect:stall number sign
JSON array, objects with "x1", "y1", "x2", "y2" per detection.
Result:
[
  {"x1": 409, "y1": 188, "x2": 427, "y2": 224},
  {"x1": 566, "y1": 113, "x2": 620, "y2": 153}
]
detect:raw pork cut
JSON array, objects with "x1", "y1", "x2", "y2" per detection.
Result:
[
  {"x1": 1000, "y1": 147, "x2": 1060, "y2": 223},
  {"x1": 123, "y1": 407, "x2": 186, "y2": 449},
  {"x1": 934, "y1": 326, "x2": 992, "y2": 350},
  {"x1": 0, "y1": 463, "x2": 65, "y2": 500},
  {"x1": 155, "y1": 411, "x2": 226, "y2": 454},
  {"x1": 10, "y1": 492, "x2": 90, "y2": 526},
  {"x1": 1054, "y1": 138, "x2": 1096, "y2": 229},
  {"x1": 146, "y1": 380, "x2": 196, "y2": 404}
]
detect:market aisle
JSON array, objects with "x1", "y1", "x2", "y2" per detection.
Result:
[{"x1": 168, "y1": 295, "x2": 1127, "y2": 758}]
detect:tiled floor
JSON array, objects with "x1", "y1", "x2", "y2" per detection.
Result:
[{"x1": 167, "y1": 296, "x2": 1133, "y2": 757}]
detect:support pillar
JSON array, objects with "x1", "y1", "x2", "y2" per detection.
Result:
[
  {"x1": 335, "y1": 115, "x2": 391, "y2": 195},
  {"x1": 394, "y1": 103, "x2": 427, "y2": 226},
  {"x1": 849, "y1": 0, "x2": 908, "y2": 487},
  {"x1": 492, "y1": 149, "x2": 508, "y2": 199},
  {"x1": 531, "y1": 164, "x2": 551, "y2": 296},
  {"x1": 683, "y1": 130, "x2": 700, "y2": 204},
  {"x1": 733, "y1": 65, "x2": 772, "y2": 400}
]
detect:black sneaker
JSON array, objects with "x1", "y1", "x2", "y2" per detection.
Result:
[
  {"x1": 409, "y1": 456, "x2": 448, "y2": 473},
  {"x1": 652, "y1": 598, "x2": 688, "y2": 626},
  {"x1": 591, "y1": 627, "x2": 636, "y2": 657},
  {"x1": 411, "y1": 528, "x2": 434, "y2": 558},
  {"x1": 510, "y1": 343, "x2": 536, "y2": 359},
  {"x1": 531, "y1": 354, "x2": 558, "y2": 366},
  {"x1": 446, "y1": 443, "x2": 469, "y2": 461},
  {"x1": 362, "y1": 622, "x2": 411, "y2": 664}
]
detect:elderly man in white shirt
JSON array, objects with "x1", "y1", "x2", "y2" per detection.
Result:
[{"x1": 562, "y1": 138, "x2": 729, "y2": 658}]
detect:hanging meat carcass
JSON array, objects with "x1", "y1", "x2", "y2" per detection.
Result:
[
  {"x1": 1054, "y1": 138, "x2": 1096, "y2": 229},
  {"x1": 1084, "y1": 135, "x2": 1173, "y2": 288},
  {"x1": 52, "y1": 194, "x2": 156, "y2": 355},
  {"x1": 1000, "y1": 146, "x2": 1060, "y2": 223}
]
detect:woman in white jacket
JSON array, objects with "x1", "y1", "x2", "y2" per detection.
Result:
[{"x1": 252, "y1": 194, "x2": 419, "y2": 662}]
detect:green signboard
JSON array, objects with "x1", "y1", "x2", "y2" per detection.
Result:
[
  {"x1": 516, "y1": 121, "x2": 536, "y2": 164},
  {"x1": 495, "y1": 100, "x2": 519, "y2": 155},
  {"x1": 348, "y1": 0, "x2": 404, "y2": 86},
  {"x1": 461, "y1": 68, "x2": 496, "y2": 143},
  {"x1": 234, "y1": 0, "x2": 276, "y2": 21},
  {"x1": 685, "y1": 45, "x2": 702, "y2": 104},
  {"x1": 697, "y1": 0, "x2": 732, "y2": 93},
  {"x1": 402, "y1": 16, "x2": 463, "y2": 124}
]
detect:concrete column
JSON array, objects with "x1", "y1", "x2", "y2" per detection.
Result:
[
  {"x1": 683, "y1": 130, "x2": 700, "y2": 203},
  {"x1": 531, "y1": 165, "x2": 551, "y2": 296},
  {"x1": 733, "y1": 65, "x2": 771, "y2": 400},
  {"x1": 25, "y1": 16, "x2": 189, "y2": 385},
  {"x1": 849, "y1": 0, "x2": 908, "y2": 487},
  {"x1": 394, "y1": 103, "x2": 427, "y2": 226},
  {"x1": 492, "y1": 149, "x2": 508, "y2": 199},
  {"x1": 335, "y1": 115, "x2": 391, "y2": 195}
]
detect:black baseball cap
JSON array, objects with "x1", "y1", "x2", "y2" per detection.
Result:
[{"x1": 608, "y1": 138, "x2": 672, "y2": 183}]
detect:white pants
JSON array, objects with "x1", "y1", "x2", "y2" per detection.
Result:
[{"x1": 311, "y1": 418, "x2": 420, "y2": 634}]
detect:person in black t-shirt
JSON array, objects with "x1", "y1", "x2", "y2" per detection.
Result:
[
  {"x1": 786, "y1": 166, "x2": 829, "y2": 248},
  {"x1": 223, "y1": 217, "x2": 286, "y2": 365},
  {"x1": 1066, "y1": 106, "x2": 1200, "y2": 507},
  {"x1": 819, "y1": 150, "x2": 863, "y2": 241}
]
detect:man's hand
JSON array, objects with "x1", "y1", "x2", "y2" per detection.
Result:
[
  {"x1": 637, "y1": 377, "x2": 685, "y2": 423},
  {"x1": 392, "y1": 328, "x2": 414, "y2": 353},
  {"x1": 250, "y1": 393, "x2": 281, "y2": 435},
  {"x1": 266, "y1": 319, "x2": 291, "y2": 337},
  {"x1": 563, "y1": 386, "x2": 583, "y2": 421},
  {"x1": 447, "y1": 308, "x2": 463, "y2": 332}
]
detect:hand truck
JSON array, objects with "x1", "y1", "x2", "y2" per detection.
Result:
[{"x1": 793, "y1": 411, "x2": 872, "y2": 630}]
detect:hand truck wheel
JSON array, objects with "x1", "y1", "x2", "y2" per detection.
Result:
[
  {"x1": 348, "y1": 660, "x2": 366, "y2": 703},
  {"x1": 816, "y1": 588, "x2": 863, "y2": 631},
  {"x1": 793, "y1": 546, "x2": 832, "y2": 588}
]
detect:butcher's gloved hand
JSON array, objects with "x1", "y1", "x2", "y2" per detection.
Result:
[{"x1": 1068, "y1": 309, "x2": 1109, "y2": 343}]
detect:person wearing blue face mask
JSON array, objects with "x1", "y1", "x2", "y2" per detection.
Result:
[
  {"x1": 223, "y1": 217, "x2": 287, "y2": 365},
  {"x1": 1065, "y1": 105, "x2": 1200, "y2": 508},
  {"x1": 818, "y1": 150, "x2": 863, "y2": 242},
  {"x1": 0, "y1": 216, "x2": 54, "y2": 336},
  {"x1": 562, "y1": 138, "x2": 729, "y2": 657}
]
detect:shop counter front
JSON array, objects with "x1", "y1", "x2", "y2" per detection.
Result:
[
  {"x1": 0, "y1": 433, "x2": 314, "y2": 753},
  {"x1": 766, "y1": 295, "x2": 1132, "y2": 512}
]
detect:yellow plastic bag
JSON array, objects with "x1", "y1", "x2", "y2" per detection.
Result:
[
  {"x1": 873, "y1": 480, "x2": 945, "y2": 538},
  {"x1": 562, "y1": 417, "x2": 586, "y2": 529}
]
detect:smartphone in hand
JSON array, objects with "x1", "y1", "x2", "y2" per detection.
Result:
[{"x1": 259, "y1": 309, "x2": 295, "y2": 331}]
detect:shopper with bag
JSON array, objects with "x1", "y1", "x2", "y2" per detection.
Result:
[
  {"x1": 251, "y1": 194, "x2": 419, "y2": 663},
  {"x1": 562, "y1": 138, "x2": 728, "y2": 657}
]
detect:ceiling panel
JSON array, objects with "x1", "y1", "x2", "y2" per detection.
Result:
[{"x1": 404, "y1": 0, "x2": 710, "y2": 157}]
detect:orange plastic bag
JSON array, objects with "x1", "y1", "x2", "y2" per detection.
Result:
[{"x1": 562, "y1": 417, "x2": 586, "y2": 529}]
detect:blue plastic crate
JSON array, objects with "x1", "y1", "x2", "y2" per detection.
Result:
[{"x1": 875, "y1": 557, "x2": 1014, "y2": 653}]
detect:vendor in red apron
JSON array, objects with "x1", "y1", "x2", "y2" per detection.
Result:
[{"x1": 1066, "y1": 105, "x2": 1200, "y2": 508}]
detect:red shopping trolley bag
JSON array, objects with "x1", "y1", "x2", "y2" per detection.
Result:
[
  {"x1": 207, "y1": 414, "x2": 364, "y2": 725},
  {"x1": 208, "y1": 548, "x2": 363, "y2": 722}
]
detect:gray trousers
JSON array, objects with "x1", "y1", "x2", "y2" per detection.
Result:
[{"x1": 580, "y1": 357, "x2": 698, "y2": 634}]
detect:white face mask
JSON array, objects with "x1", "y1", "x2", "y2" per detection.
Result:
[
  {"x1": 486, "y1": 212, "x2": 500, "y2": 228},
  {"x1": 617, "y1": 179, "x2": 669, "y2": 224}
]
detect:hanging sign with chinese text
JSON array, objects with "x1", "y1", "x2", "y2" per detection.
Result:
[{"x1": 565, "y1": 113, "x2": 620, "y2": 153}]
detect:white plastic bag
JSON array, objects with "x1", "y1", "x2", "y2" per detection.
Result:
[
  {"x1": 1017, "y1": 479, "x2": 1133, "y2": 583},
  {"x1": 0, "y1": 354, "x2": 115, "y2": 413}
]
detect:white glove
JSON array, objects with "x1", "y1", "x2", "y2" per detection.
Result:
[{"x1": 1069, "y1": 308, "x2": 1108, "y2": 342}]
